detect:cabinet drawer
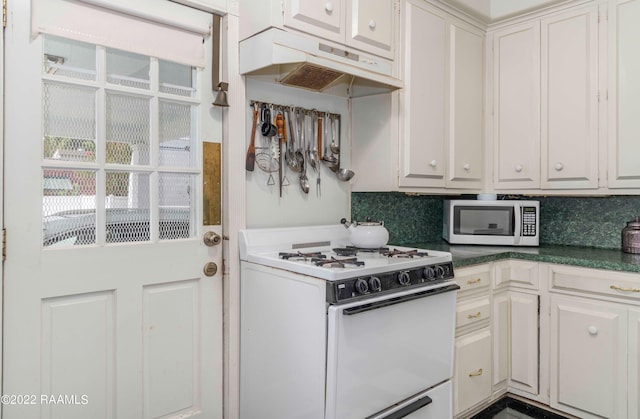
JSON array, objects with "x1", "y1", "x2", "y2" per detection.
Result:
[
  {"x1": 456, "y1": 297, "x2": 490, "y2": 329},
  {"x1": 548, "y1": 264, "x2": 640, "y2": 300},
  {"x1": 454, "y1": 328, "x2": 492, "y2": 415},
  {"x1": 456, "y1": 264, "x2": 491, "y2": 294},
  {"x1": 494, "y1": 260, "x2": 539, "y2": 290}
]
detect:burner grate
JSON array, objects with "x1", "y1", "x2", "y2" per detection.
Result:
[
  {"x1": 313, "y1": 256, "x2": 365, "y2": 268},
  {"x1": 382, "y1": 249, "x2": 429, "y2": 258},
  {"x1": 279, "y1": 251, "x2": 327, "y2": 261}
]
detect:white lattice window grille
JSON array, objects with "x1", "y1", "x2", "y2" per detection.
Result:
[{"x1": 42, "y1": 35, "x2": 200, "y2": 247}]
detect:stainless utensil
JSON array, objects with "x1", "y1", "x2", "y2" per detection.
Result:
[
  {"x1": 298, "y1": 111, "x2": 310, "y2": 193},
  {"x1": 316, "y1": 114, "x2": 322, "y2": 197},
  {"x1": 335, "y1": 114, "x2": 355, "y2": 182},
  {"x1": 284, "y1": 108, "x2": 301, "y2": 173},
  {"x1": 309, "y1": 111, "x2": 319, "y2": 174},
  {"x1": 294, "y1": 109, "x2": 305, "y2": 172},
  {"x1": 330, "y1": 113, "x2": 340, "y2": 154},
  {"x1": 322, "y1": 113, "x2": 339, "y2": 172}
]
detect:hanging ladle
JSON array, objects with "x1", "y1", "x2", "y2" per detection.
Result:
[
  {"x1": 330, "y1": 112, "x2": 340, "y2": 155},
  {"x1": 334, "y1": 114, "x2": 354, "y2": 181}
]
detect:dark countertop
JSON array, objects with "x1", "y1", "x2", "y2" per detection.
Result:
[{"x1": 405, "y1": 241, "x2": 640, "y2": 274}]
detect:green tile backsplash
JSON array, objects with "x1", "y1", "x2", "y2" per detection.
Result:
[{"x1": 351, "y1": 193, "x2": 640, "y2": 249}]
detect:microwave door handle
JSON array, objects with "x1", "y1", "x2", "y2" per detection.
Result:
[{"x1": 514, "y1": 204, "x2": 522, "y2": 245}]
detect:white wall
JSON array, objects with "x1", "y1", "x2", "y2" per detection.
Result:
[{"x1": 245, "y1": 79, "x2": 351, "y2": 228}]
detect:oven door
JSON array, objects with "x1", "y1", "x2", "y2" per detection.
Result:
[{"x1": 325, "y1": 282, "x2": 459, "y2": 419}]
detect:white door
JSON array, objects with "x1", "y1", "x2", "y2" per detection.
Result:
[{"x1": 3, "y1": 2, "x2": 223, "y2": 418}]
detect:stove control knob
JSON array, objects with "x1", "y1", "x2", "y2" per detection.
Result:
[
  {"x1": 435, "y1": 265, "x2": 446, "y2": 278},
  {"x1": 368, "y1": 276, "x2": 382, "y2": 292},
  {"x1": 354, "y1": 278, "x2": 369, "y2": 294},
  {"x1": 423, "y1": 266, "x2": 436, "y2": 280},
  {"x1": 398, "y1": 271, "x2": 411, "y2": 286}
]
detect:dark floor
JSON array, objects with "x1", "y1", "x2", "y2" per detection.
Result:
[{"x1": 471, "y1": 397, "x2": 568, "y2": 419}]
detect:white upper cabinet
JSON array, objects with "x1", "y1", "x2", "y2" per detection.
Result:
[
  {"x1": 608, "y1": 0, "x2": 640, "y2": 188},
  {"x1": 398, "y1": 0, "x2": 447, "y2": 188},
  {"x1": 492, "y1": 5, "x2": 599, "y2": 192},
  {"x1": 447, "y1": 22, "x2": 484, "y2": 189},
  {"x1": 284, "y1": 0, "x2": 345, "y2": 44},
  {"x1": 492, "y1": 21, "x2": 541, "y2": 190},
  {"x1": 283, "y1": 0, "x2": 396, "y2": 58},
  {"x1": 541, "y1": 5, "x2": 599, "y2": 189},
  {"x1": 347, "y1": 0, "x2": 395, "y2": 57},
  {"x1": 397, "y1": 0, "x2": 484, "y2": 190}
]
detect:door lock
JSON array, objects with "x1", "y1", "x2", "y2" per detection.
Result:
[
  {"x1": 203, "y1": 231, "x2": 222, "y2": 246},
  {"x1": 203, "y1": 262, "x2": 218, "y2": 277}
]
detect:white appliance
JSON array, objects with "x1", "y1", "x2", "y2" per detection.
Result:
[
  {"x1": 239, "y1": 28, "x2": 403, "y2": 96},
  {"x1": 239, "y1": 224, "x2": 459, "y2": 419},
  {"x1": 443, "y1": 200, "x2": 540, "y2": 246}
]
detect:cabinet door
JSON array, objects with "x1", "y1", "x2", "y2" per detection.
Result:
[
  {"x1": 284, "y1": 0, "x2": 345, "y2": 44},
  {"x1": 493, "y1": 21, "x2": 541, "y2": 189},
  {"x1": 608, "y1": 0, "x2": 640, "y2": 188},
  {"x1": 398, "y1": 0, "x2": 446, "y2": 188},
  {"x1": 630, "y1": 308, "x2": 640, "y2": 419},
  {"x1": 447, "y1": 22, "x2": 484, "y2": 189},
  {"x1": 492, "y1": 292, "x2": 509, "y2": 391},
  {"x1": 454, "y1": 329, "x2": 492, "y2": 415},
  {"x1": 347, "y1": 0, "x2": 395, "y2": 59},
  {"x1": 509, "y1": 292, "x2": 539, "y2": 395},
  {"x1": 550, "y1": 295, "x2": 627, "y2": 418},
  {"x1": 541, "y1": 6, "x2": 599, "y2": 189}
]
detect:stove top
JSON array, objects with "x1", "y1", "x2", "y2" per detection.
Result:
[{"x1": 239, "y1": 224, "x2": 454, "y2": 282}]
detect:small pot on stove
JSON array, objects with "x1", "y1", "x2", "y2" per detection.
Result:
[
  {"x1": 622, "y1": 216, "x2": 640, "y2": 254},
  {"x1": 340, "y1": 217, "x2": 389, "y2": 249}
]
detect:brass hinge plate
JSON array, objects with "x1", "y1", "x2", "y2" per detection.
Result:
[{"x1": 3, "y1": 0, "x2": 7, "y2": 28}]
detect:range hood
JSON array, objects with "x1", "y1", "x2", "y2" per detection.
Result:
[{"x1": 239, "y1": 28, "x2": 403, "y2": 97}]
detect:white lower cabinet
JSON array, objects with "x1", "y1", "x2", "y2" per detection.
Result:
[
  {"x1": 492, "y1": 261, "x2": 540, "y2": 400},
  {"x1": 454, "y1": 329, "x2": 492, "y2": 415},
  {"x1": 547, "y1": 263, "x2": 640, "y2": 419},
  {"x1": 549, "y1": 294, "x2": 628, "y2": 418},
  {"x1": 453, "y1": 263, "x2": 492, "y2": 417},
  {"x1": 455, "y1": 260, "x2": 640, "y2": 417}
]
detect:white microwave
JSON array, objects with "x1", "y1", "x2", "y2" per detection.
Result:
[{"x1": 443, "y1": 200, "x2": 539, "y2": 246}]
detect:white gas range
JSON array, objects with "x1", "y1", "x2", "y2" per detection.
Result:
[{"x1": 239, "y1": 224, "x2": 459, "y2": 419}]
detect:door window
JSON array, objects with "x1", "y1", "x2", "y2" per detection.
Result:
[{"x1": 42, "y1": 35, "x2": 199, "y2": 247}]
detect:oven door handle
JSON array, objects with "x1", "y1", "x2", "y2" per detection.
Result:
[
  {"x1": 366, "y1": 393, "x2": 433, "y2": 419},
  {"x1": 343, "y1": 283, "x2": 460, "y2": 316}
]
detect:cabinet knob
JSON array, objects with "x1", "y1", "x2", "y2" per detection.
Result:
[
  {"x1": 369, "y1": 19, "x2": 376, "y2": 30},
  {"x1": 429, "y1": 160, "x2": 437, "y2": 168},
  {"x1": 587, "y1": 326, "x2": 598, "y2": 336},
  {"x1": 515, "y1": 164, "x2": 523, "y2": 173},
  {"x1": 463, "y1": 163, "x2": 470, "y2": 171},
  {"x1": 325, "y1": 2, "x2": 333, "y2": 13},
  {"x1": 554, "y1": 163, "x2": 563, "y2": 171}
]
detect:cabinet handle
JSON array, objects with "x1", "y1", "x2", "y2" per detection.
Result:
[
  {"x1": 429, "y1": 160, "x2": 437, "y2": 168},
  {"x1": 587, "y1": 326, "x2": 598, "y2": 335},
  {"x1": 325, "y1": 2, "x2": 333, "y2": 13},
  {"x1": 369, "y1": 20, "x2": 376, "y2": 30},
  {"x1": 554, "y1": 163, "x2": 564, "y2": 171},
  {"x1": 466, "y1": 278, "x2": 481, "y2": 285},
  {"x1": 469, "y1": 368, "x2": 483, "y2": 377},
  {"x1": 515, "y1": 164, "x2": 523, "y2": 173},
  {"x1": 610, "y1": 284, "x2": 640, "y2": 293},
  {"x1": 467, "y1": 311, "x2": 482, "y2": 319},
  {"x1": 463, "y1": 163, "x2": 470, "y2": 171}
]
